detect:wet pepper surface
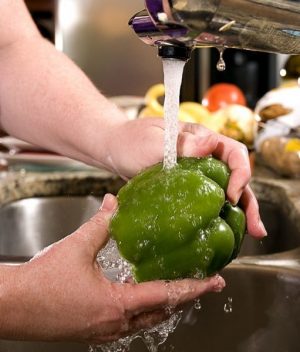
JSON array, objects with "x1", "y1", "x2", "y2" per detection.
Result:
[{"x1": 110, "y1": 157, "x2": 246, "y2": 282}]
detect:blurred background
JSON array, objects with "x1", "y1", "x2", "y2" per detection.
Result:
[
  {"x1": 25, "y1": 0, "x2": 287, "y2": 105},
  {"x1": 26, "y1": 0, "x2": 163, "y2": 97},
  {"x1": 20, "y1": 1, "x2": 300, "y2": 178}
]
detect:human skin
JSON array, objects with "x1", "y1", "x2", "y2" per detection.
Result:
[
  {"x1": 0, "y1": 194, "x2": 225, "y2": 343},
  {"x1": 0, "y1": 0, "x2": 266, "y2": 344}
]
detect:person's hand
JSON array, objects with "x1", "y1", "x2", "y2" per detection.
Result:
[
  {"x1": 2, "y1": 194, "x2": 225, "y2": 344},
  {"x1": 105, "y1": 118, "x2": 267, "y2": 239}
]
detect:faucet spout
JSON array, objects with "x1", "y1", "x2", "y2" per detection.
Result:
[
  {"x1": 130, "y1": 0, "x2": 300, "y2": 55},
  {"x1": 129, "y1": 8, "x2": 193, "y2": 61}
]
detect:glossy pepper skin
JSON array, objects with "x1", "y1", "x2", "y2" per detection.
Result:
[{"x1": 110, "y1": 157, "x2": 246, "y2": 282}]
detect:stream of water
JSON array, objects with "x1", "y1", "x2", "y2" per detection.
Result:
[
  {"x1": 162, "y1": 59, "x2": 186, "y2": 170},
  {"x1": 91, "y1": 58, "x2": 187, "y2": 352}
]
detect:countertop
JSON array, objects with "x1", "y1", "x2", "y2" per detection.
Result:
[
  {"x1": 0, "y1": 169, "x2": 125, "y2": 205},
  {"x1": 0, "y1": 165, "x2": 300, "y2": 212},
  {"x1": 0, "y1": 163, "x2": 299, "y2": 229},
  {"x1": 0, "y1": 162, "x2": 300, "y2": 270}
]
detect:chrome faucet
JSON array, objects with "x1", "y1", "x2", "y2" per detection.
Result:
[{"x1": 129, "y1": 0, "x2": 300, "y2": 60}]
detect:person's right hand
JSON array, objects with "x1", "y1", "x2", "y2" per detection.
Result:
[
  {"x1": 1, "y1": 194, "x2": 225, "y2": 344},
  {"x1": 104, "y1": 118, "x2": 267, "y2": 239}
]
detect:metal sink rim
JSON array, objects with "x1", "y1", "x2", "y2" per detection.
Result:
[{"x1": 0, "y1": 195, "x2": 300, "y2": 272}]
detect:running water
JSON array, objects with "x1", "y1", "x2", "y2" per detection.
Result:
[
  {"x1": 93, "y1": 58, "x2": 187, "y2": 352},
  {"x1": 162, "y1": 59, "x2": 186, "y2": 169}
]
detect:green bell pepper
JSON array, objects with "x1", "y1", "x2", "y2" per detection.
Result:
[{"x1": 110, "y1": 156, "x2": 246, "y2": 282}]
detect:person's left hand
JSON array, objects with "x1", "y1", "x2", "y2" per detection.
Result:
[
  {"x1": 3, "y1": 194, "x2": 224, "y2": 344},
  {"x1": 104, "y1": 118, "x2": 267, "y2": 239}
]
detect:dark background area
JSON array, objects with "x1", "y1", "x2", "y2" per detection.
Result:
[{"x1": 25, "y1": 0, "x2": 55, "y2": 42}]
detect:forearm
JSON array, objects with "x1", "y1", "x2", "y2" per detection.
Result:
[
  {"x1": 0, "y1": 264, "x2": 23, "y2": 339},
  {"x1": 0, "y1": 263, "x2": 62, "y2": 341},
  {"x1": 0, "y1": 1, "x2": 127, "y2": 170},
  {"x1": 0, "y1": 0, "x2": 39, "y2": 48}
]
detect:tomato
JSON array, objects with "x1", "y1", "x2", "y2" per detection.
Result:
[{"x1": 202, "y1": 83, "x2": 247, "y2": 112}]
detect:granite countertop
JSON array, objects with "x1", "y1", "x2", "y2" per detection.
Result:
[
  {"x1": 0, "y1": 163, "x2": 300, "y2": 270},
  {"x1": 0, "y1": 163, "x2": 299, "y2": 199},
  {"x1": 0, "y1": 164, "x2": 299, "y2": 225},
  {"x1": 0, "y1": 169, "x2": 125, "y2": 205}
]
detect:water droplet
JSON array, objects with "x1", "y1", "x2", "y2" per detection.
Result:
[
  {"x1": 216, "y1": 47, "x2": 226, "y2": 71},
  {"x1": 194, "y1": 298, "x2": 202, "y2": 310},
  {"x1": 224, "y1": 296, "x2": 233, "y2": 313}
]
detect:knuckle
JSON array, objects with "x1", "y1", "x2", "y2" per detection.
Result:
[
  {"x1": 89, "y1": 215, "x2": 109, "y2": 231},
  {"x1": 240, "y1": 143, "x2": 249, "y2": 156}
]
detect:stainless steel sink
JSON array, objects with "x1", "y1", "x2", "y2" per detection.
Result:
[
  {"x1": 0, "y1": 194, "x2": 300, "y2": 351},
  {"x1": 0, "y1": 196, "x2": 299, "y2": 262},
  {"x1": 1, "y1": 264, "x2": 299, "y2": 352},
  {"x1": 240, "y1": 200, "x2": 300, "y2": 257},
  {"x1": 130, "y1": 264, "x2": 300, "y2": 352},
  {"x1": 0, "y1": 196, "x2": 101, "y2": 261}
]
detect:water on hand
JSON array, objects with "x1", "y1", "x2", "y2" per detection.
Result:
[
  {"x1": 94, "y1": 241, "x2": 184, "y2": 352},
  {"x1": 93, "y1": 58, "x2": 187, "y2": 352},
  {"x1": 162, "y1": 59, "x2": 186, "y2": 170}
]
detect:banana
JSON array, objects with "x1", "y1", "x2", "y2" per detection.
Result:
[{"x1": 140, "y1": 84, "x2": 214, "y2": 125}]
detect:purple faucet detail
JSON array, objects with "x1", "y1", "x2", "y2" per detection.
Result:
[
  {"x1": 145, "y1": 0, "x2": 164, "y2": 22},
  {"x1": 129, "y1": 6, "x2": 188, "y2": 48}
]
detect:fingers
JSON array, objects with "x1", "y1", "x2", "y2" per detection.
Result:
[
  {"x1": 127, "y1": 309, "x2": 169, "y2": 335},
  {"x1": 178, "y1": 123, "x2": 266, "y2": 239},
  {"x1": 74, "y1": 193, "x2": 118, "y2": 257},
  {"x1": 177, "y1": 132, "x2": 219, "y2": 157},
  {"x1": 240, "y1": 186, "x2": 267, "y2": 238},
  {"x1": 213, "y1": 135, "x2": 251, "y2": 204},
  {"x1": 102, "y1": 309, "x2": 169, "y2": 343},
  {"x1": 121, "y1": 275, "x2": 225, "y2": 315},
  {"x1": 179, "y1": 123, "x2": 251, "y2": 204}
]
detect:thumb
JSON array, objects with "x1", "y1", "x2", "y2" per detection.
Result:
[{"x1": 75, "y1": 193, "x2": 118, "y2": 257}]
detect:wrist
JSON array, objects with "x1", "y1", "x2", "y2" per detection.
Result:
[
  {"x1": 0, "y1": 264, "x2": 24, "y2": 339},
  {"x1": 83, "y1": 105, "x2": 129, "y2": 172}
]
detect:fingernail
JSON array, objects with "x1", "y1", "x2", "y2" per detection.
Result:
[
  {"x1": 232, "y1": 192, "x2": 242, "y2": 206},
  {"x1": 259, "y1": 220, "x2": 268, "y2": 237},
  {"x1": 212, "y1": 275, "x2": 226, "y2": 292},
  {"x1": 228, "y1": 185, "x2": 243, "y2": 206},
  {"x1": 100, "y1": 193, "x2": 116, "y2": 212}
]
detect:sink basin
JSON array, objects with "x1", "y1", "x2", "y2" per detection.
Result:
[
  {"x1": 240, "y1": 200, "x2": 300, "y2": 256},
  {"x1": 0, "y1": 196, "x2": 299, "y2": 262},
  {"x1": 0, "y1": 194, "x2": 300, "y2": 351},
  {"x1": 1, "y1": 264, "x2": 299, "y2": 352},
  {"x1": 129, "y1": 264, "x2": 300, "y2": 352},
  {"x1": 0, "y1": 196, "x2": 101, "y2": 261}
]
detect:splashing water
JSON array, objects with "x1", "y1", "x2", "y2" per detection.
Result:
[
  {"x1": 94, "y1": 240, "x2": 184, "y2": 352},
  {"x1": 97, "y1": 239, "x2": 131, "y2": 283},
  {"x1": 162, "y1": 59, "x2": 186, "y2": 170},
  {"x1": 194, "y1": 298, "x2": 202, "y2": 311},
  {"x1": 224, "y1": 296, "x2": 233, "y2": 313},
  {"x1": 91, "y1": 310, "x2": 183, "y2": 352}
]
